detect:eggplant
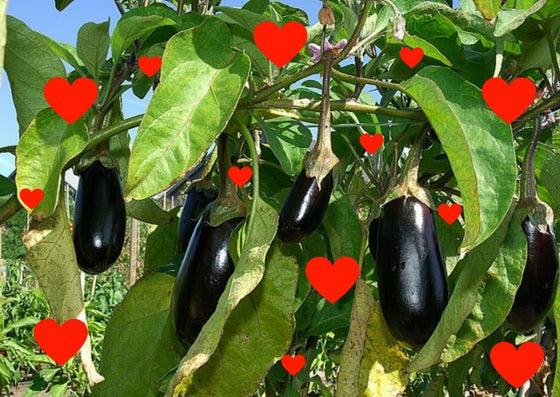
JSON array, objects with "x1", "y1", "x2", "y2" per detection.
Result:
[
  {"x1": 278, "y1": 169, "x2": 333, "y2": 244},
  {"x1": 375, "y1": 196, "x2": 448, "y2": 348},
  {"x1": 73, "y1": 160, "x2": 126, "y2": 274},
  {"x1": 508, "y1": 216, "x2": 559, "y2": 332},
  {"x1": 368, "y1": 217, "x2": 380, "y2": 260},
  {"x1": 176, "y1": 188, "x2": 217, "y2": 252},
  {"x1": 171, "y1": 213, "x2": 243, "y2": 345}
]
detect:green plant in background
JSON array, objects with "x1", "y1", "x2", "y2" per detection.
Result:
[{"x1": 0, "y1": 0, "x2": 559, "y2": 396}]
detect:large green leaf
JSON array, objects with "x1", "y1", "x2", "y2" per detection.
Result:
[
  {"x1": 125, "y1": 18, "x2": 251, "y2": 200},
  {"x1": 15, "y1": 108, "x2": 88, "y2": 217},
  {"x1": 403, "y1": 66, "x2": 516, "y2": 252},
  {"x1": 258, "y1": 117, "x2": 313, "y2": 177},
  {"x1": 166, "y1": 196, "x2": 278, "y2": 395},
  {"x1": 76, "y1": 21, "x2": 110, "y2": 83},
  {"x1": 144, "y1": 207, "x2": 180, "y2": 273},
  {"x1": 91, "y1": 273, "x2": 185, "y2": 397},
  {"x1": 4, "y1": 16, "x2": 65, "y2": 134},
  {"x1": 36, "y1": 32, "x2": 86, "y2": 76},
  {"x1": 111, "y1": 4, "x2": 180, "y2": 59},
  {"x1": 494, "y1": 0, "x2": 548, "y2": 37},
  {"x1": 126, "y1": 199, "x2": 175, "y2": 225},
  {"x1": 441, "y1": 209, "x2": 526, "y2": 363},
  {"x1": 0, "y1": 0, "x2": 6, "y2": 85},
  {"x1": 408, "y1": 205, "x2": 515, "y2": 372},
  {"x1": 179, "y1": 242, "x2": 298, "y2": 396},
  {"x1": 534, "y1": 144, "x2": 560, "y2": 211}
]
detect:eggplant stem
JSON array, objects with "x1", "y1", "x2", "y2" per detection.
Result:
[
  {"x1": 520, "y1": 117, "x2": 542, "y2": 203},
  {"x1": 316, "y1": 50, "x2": 334, "y2": 153},
  {"x1": 398, "y1": 124, "x2": 428, "y2": 189},
  {"x1": 217, "y1": 134, "x2": 237, "y2": 202}
]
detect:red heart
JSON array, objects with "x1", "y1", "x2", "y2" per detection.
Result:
[
  {"x1": 359, "y1": 134, "x2": 384, "y2": 154},
  {"x1": 490, "y1": 342, "x2": 544, "y2": 388},
  {"x1": 228, "y1": 166, "x2": 252, "y2": 187},
  {"x1": 34, "y1": 319, "x2": 88, "y2": 366},
  {"x1": 306, "y1": 257, "x2": 359, "y2": 304},
  {"x1": 20, "y1": 188, "x2": 44, "y2": 209},
  {"x1": 253, "y1": 21, "x2": 308, "y2": 68},
  {"x1": 399, "y1": 47, "x2": 424, "y2": 68},
  {"x1": 138, "y1": 55, "x2": 162, "y2": 77},
  {"x1": 482, "y1": 77, "x2": 536, "y2": 124},
  {"x1": 44, "y1": 77, "x2": 98, "y2": 124},
  {"x1": 438, "y1": 203, "x2": 462, "y2": 224},
  {"x1": 281, "y1": 354, "x2": 305, "y2": 376}
]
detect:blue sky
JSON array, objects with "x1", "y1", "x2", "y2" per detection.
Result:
[{"x1": 0, "y1": 0, "x2": 319, "y2": 177}]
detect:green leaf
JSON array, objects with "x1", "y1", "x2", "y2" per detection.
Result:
[
  {"x1": 0, "y1": 0, "x2": 6, "y2": 84},
  {"x1": 258, "y1": 117, "x2": 312, "y2": 177},
  {"x1": 358, "y1": 300, "x2": 409, "y2": 396},
  {"x1": 144, "y1": 207, "x2": 180, "y2": 273},
  {"x1": 307, "y1": 291, "x2": 354, "y2": 336},
  {"x1": 166, "y1": 196, "x2": 278, "y2": 394},
  {"x1": 216, "y1": 6, "x2": 269, "y2": 33},
  {"x1": 408, "y1": 205, "x2": 514, "y2": 372},
  {"x1": 243, "y1": 0, "x2": 269, "y2": 14},
  {"x1": 91, "y1": 273, "x2": 185, "y2": 397},
  {"x1": 36, "y1": 32, "x2": 86, "y2": 75},
  {"x1": 126, "y1": 199, "x2": 174, "y2": 225},
  {"x1": 49, "y1": 383, "x2": 68, "y2": 397},
  {"x1": 55, "y1": 0, "x2": 74, "y2": 11},
  {"x1": 180, "y1": 241, "x2": 298, "y2": 395},
  {"x1": 0, "y1": 175, "x2": 15, "y2": 197},
  {"x1": 441, "y1": 209, "x2": 526, "y2": 364},
  {"x1": 472, "y1": 0, "x2": 500, "y2": 21},
  {"x1": 402, "y1": 66, "x2": 516, "y2": 252},
  {"x1": 553, "y1": 286, "x2": 560, "y2": 394},
  {"x1": 125, "y1": 18, "x2": 250, "y2": 200},
  {"x1": 322, "y1": 194, "x2": 363, "y2": 260},
  {"x1": 22, "y1": 201, "x2": 84, "y2": 324},
  {"x1": 494, "y1": 0, "x2": 548, "y2": 37},
  {"x1": 230, "y1": 24, "x2": 271, "y2": 81},
  {"x1": 534, "y1": 144, "x2": 560, "y2": 211},
  {"x1": 15, "y1": 109, "x2": 88, "y2": 217},
  {"x1": 111, "y1": 4, "x2": 180, "y2": 60},
  {"x1": 4, "y1": 16, "x2": 65, "y2": 134},
  {"x1": 76, "y1": 21, "x2": 110, "y2": 83}
]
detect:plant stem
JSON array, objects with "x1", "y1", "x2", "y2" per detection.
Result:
[
  {"x1": 233, "y1": 116, "x2": 260, "y2": 238},
  {"x1": 113, "y1": 0, "x2": 125, "y2": 15},
  {"x1": 397, "y1": 124, "x2": 428, "y2": 189},
  {"x1": 247, "y1": 99, "x2": 426, "y2": 121},
  {"x1": 217, "y1": 134, "x2": 237, "y2": 201},
  {"x1": 544, "y1": 19, "x2": 560, "y2": 86},
  {"x1": 520, "y1": 118, "x2": 541, "y2": 202},
  {"x1": 0, "y1": 195, "x2": 22, "y2": 226},
  {"x1": 178, "y1": 0, "x2": 186, "y2": 15},
  {"x1": 331, "y1": 68, "x2": 406, "y2": 92},
  {"x1": 513, "y1": 91, "x2": 560, "y2": 130},
  {"x1": 316, "y1": 50, "x2": 334, "y2": 153}
]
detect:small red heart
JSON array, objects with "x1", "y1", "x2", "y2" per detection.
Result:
[
  {"x1": 438, "y1": 203, "x2": 462, "y2": 224},
  {"x1": 138, "y1": 56, "x2": 162, "y2": 77},
  {"x1": 399, "y1": 47, "x2": 424, "y2": 68},
  {"x1": 34, "y1": 319, "x2": 88, "y2": 366},
  {"x1": 482, "y1": 77, "x2": 536, "y2": 124},
  {"x1": 228, "y1": 166, "x2": 252, "y2": 187},
  {"x1": 44, "y1": 77, "x2": 98, "y2": 124},
  {"x1": 359, "y1": 134, "x2": 384, "y2": 154},
  {"x1": 253, "y1": 21, "x2": 308, "y2": 68},
  {"x1": 281, "y1": 354, "x2": 305, "y2": 376},
  {"x1": 490, "y1": 342, "x2": 544, "y2": 388},
  {"x1": 20, "y1": 188, "x2": 44, "y2": 209},
  {"x1": 306, "y1": 257, "x2": 359, "y2": 304}
]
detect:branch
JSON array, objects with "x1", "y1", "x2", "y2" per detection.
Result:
[
  {"x1": 0, "y1": 195, "x2": 22, "y2": 226},
  {"x1": 113, "y1": 0, "x2": 125, "y2": 15},
  {"x1": 331, "y1": 68, "x2": 405, "y2": 92},
  {"x1": 513, "y1": 91, "x2": 560, "y2": 131}
]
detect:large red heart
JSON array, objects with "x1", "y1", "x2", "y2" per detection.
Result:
[
  {"x1": 228, "y1": 166, "x2": 252, "y2": 187},
  {"x1": 490, "y1": 342, "x2": 544, "y2": 388},
  {"x1": 138, "y1": 55, "x2": 162, "y2": 77},
  {"x1": 359, "y1": 133, "x2": 384, "y2": 154},
  {"x1": 438, "y1": 203, "x2": 462, "y2": 224},
  {"x1": 44, "y1": 77, "x2": 98, "y2": 124},
  {"x1": 253, "y1": 21, "x2": 308, "y2": 68},
  {"x1": 34, "y1": 319, "x2": 88, "y2": 366},
  {"x1": 281, "y1": 354, "x2": 305, "y2": 376},
  {"x1": 399, "y1": 47, "x2": 424, "y2": 68},
  {"x1": 306, "y1": 257, "x2": 359, "y2": 304},
  {"x1": 19, "y1": 188, "x2": 44, "y2": 209},
  {"x1": 482, "y1": 77, "x2": 536, "y2": 124}
]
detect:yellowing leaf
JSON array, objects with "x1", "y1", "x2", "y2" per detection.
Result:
[{"x1": 358, "y1": 301, "x2": 409, "y2": 397}]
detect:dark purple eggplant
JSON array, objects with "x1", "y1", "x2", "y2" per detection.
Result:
[
  {"x1": 508, "y1": 216, "x2": 559, "y2": 332},
  {"x1": 171, "y1": 213, "x2": 244, "y2": 345},
  {"x1": 375, "y1": 196, "x2": 448, "y2": 348},
  {"x1": 73, "y1": 160, "x2": 126, "y2": 274},
  {"x1": 277, "y1": 170, "x2": 333, "y2": 244},
  {"x1": 176, "y1": 188, "x2": 217, "y2": 253},
  {"x1": 368, "y1": 217, "x2": 380, "y2": 260}
]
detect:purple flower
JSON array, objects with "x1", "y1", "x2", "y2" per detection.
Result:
[{"x1": 308, "y1": 39, "x2": 348, "y2": 62}]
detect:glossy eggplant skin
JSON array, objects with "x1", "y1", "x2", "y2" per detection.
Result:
[
  {"x1": 73, "y1": 160, "x2": 126, "y2": 275},
  {"x1": 277, "y1": 169, "x2": 333, "y2": 244},
  {"x1": 368, "y1": 217, "x2": 380, "y2": 260},
  {"x1": 375, "y1": 196, "x2": 448, "y2": 349},
  {"x1": 508, "y1": 216, "x2": 559, "y2": 332},
  {"x1": 171, "y1": 214, "x2": 243, "y2": 345},
  {"x1": 176, "y1": 189, "x2": 217, "y2": 252}
]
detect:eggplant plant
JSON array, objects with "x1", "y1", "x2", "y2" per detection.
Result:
[{"x1": 2, "y1": 0, "x2": 560, "y2": 396}]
